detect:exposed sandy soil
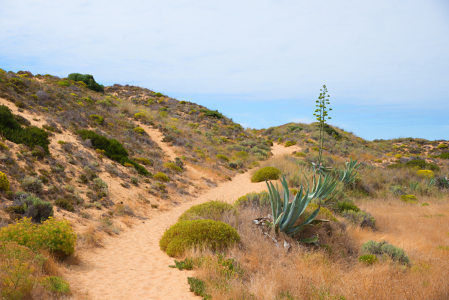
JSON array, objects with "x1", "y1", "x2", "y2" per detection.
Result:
[{"x1": 65, "y1": 142, "x2": 300, "y2": 300}]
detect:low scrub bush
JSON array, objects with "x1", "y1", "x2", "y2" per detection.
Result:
[
  {"x1": 251, "y1": 167, "x2": 280, "y2": 182},
  {"x1": 342, "y1": 209, "x2": 376, "y2": 229},
  {"x1": 0, "y1": 171, "x2": 10, "y2": 191},
  {"x1": 284, "y1": 141, "x2": 296, "y2": 147},
  {"x1": 416, "y1": 170, "x2": 434, "y2": 179},
  {"x1": 216, "y1": 154, "x2": 230, "y2": 162},
  {"x1": 401, "y1": 194, "x2": 418, "y2": 203},
  {"x1": 89, "y1": 114, "x2": 104, "y2": 125},
  {"x1": 159, "y1": 219, "x2": 240, "y2": 257},
  {"x1": 178, "y1": 201, "x2": 236, "y2": 221},
  {"x1": 336, "y1": 201, "x2": 360, "y2": 213},
  {"x1": 0, "y1": 105, "x2": 50, "y2": 153},
  {"x1": 234, "y1": 191, "x2": 270, "y2": 209},
  {"x1": 135, "y1": 157, "x2": 153, "y2": 165},
  {"x1": 23, "y1": 196, "x2": 54, "y2": 223},
  {"x1": 361, "y1": 240, "x2": 409, "y2": 265},
  {"x1": 188, "y1": 277, "x2": 211, "y2": 300},
  {"x1": 0, "y1": 217, "x2": 76, "y2": 257},
  {"x1": 153, "y1": 172, "x2": 170, "y2": 182},
  {"x1": 163, "y1": 162, "x2": 182, "y2": 173},
  {"x1": 55, "y1": 198, "x2": 74, "y2": 212},
  {"x1": 77, "y1": 130, "x2": 149, "y2": 175},
  {"x1": 133, "y1": 127, "x2": 145, "y2": 134},
  {"x1": 20, "y1": 176, "x2": 43, "y2": 193}
]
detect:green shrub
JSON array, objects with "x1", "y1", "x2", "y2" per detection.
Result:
[
  {"x1": 0, "y1": 171, "x2": 10, "y2": 191},
  {"x1": 284, "y1": 141, "x2": 296, "y2": 147},
  {"x1": 41, "y1": 276, "x2": 71, "y2": 294},
  {"x1": 361, "y1": 240, "x2": 409, "y2": 265},
  {"x1": 234, "y1": 191, "x2": 270, "y2": 208},
  {"x1": 216, "y1": 154, "x2": 230, "y2": 162},
  {"x1": 67, "y1": 73, "x2": 104, "y2": 93},
  {"x1": 440, "y1": 153, "x2": 449, "y2": 159},
  {"x1": 401, "y1": 194, "x2": 418, "y2": 203},
  {"x1": 437, "y1": 143, "x2": 448, "y2": 149},
  {"x1": 134, "y1": 112, "x2": 146, "y2": 120},
  {"x1": 153, "y1": 172, "x2": 170, "y2": 182},
  {"x1": 0, "y1": 217, "x2": 76, "y2": 257},
  {"x1": 251, "y1": 167, "x2": 280, "y2": 182},
  {"x1": 265, "y1": 140, "x2": 273, "y2": 146},
  {"x1": 179, "y1": 100, "x2": 187, "y2": 104},
  {"x1": 55, "y1": 198, "x2": 74, "y2": 212},
  {"x1": 405, "y1": 160, "x2": 426, "y2": 169},
  {"x1": 199, "y1": 109, "x2": 223, "y2": 119},
  {"x1": 20, "y1": 176, "x2": 43, "y2": 193},
  {"x1": 337, "y1": 201, "x2": 360, "y2": 213},
  {"x1": 81, "y1": 97, "x2": 94, "y2": 105},
  {"x1": 57, "y1": 80, "x2": 70, "y2": 86},
  {"x1": 426, "y1": 163, "x2": 440, "y2": 172},
  {"x1": 0, "y1": 105, "x2": 50, "y2": 154},
  {"x1": 235, "y1": 151, "x2": 249, "y2": 160},
  {"x1": 135, "y1": 157, "x2": 153, "y2": 165},
  {"x1": 23, "y1": 196, "x2": 54, "y2": 223},
  {"x1": 294, "y1": 152, "x2": 307, "y2": 157},
  {"x1": 133, "y1": 127, "x2": 145, "y2": 134},
  {"x1": 163, "y1": 162, "x2": 182, "y2": 173},
  {"x1": 159, "y1": 219, "x2": 240, "y2": 257},
  {"x1": 89, "y1": 114, "x2": 104, "y2": 125},
  {"x1": 358, "y1": 254, "x2": 378, "y2": 265},
  {"x1": 178, "y1": 201, "x2": 236, "y2": 222},
  {"x1": 76, "y1": 130, "x2": 149, "y2": 175}
]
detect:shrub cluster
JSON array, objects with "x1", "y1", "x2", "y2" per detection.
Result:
[
  {"x1": 251, "y1": 167, "x2": 280, "y2": 182},
  {"x1": 0, "y1": 171, "x2": 10, "y2": 191},
  {"x1": 0, "y1": 105, "x2": 50, "y2": 154},
  {"x1": 0, "y1": 217, "x2": 76, "y2": 257},
  {"x1": 361, "y1": 240, "x2": 410, "y2": 265},
  {"x1": 178, "y1": 201, "x2": 236, "y2": 222},
  {"x1": 76, "y1": 129, "x2": 149, "y2": 175},
  {"x1": 159, "y1": 219, "x2": 240, "y2": 257},
  {"x1": 234, "y1": 191, "x2": 270, "y2": 208},
  {"x1": 153, "y1": 172, "x2": 170, "y2": 182},
  {"x1": 68, "y1": 73, "x2": 104, "y2": 93}
]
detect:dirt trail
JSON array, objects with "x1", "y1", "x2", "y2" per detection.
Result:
[{"x1": 66, "y1": 137, "x2": 300, "y2": 299}]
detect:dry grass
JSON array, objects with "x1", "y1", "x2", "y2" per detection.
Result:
[
  {"x1": 188, "y1": 198, "x2": 449, "y2": 300},
  {"x1": 77, "y1": 225, "x2": 104, "y2": 249}
]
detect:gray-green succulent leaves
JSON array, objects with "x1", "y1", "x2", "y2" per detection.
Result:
[
  {"x1": 337, "y1": 158, "x2": 362, "y2": 185},
  {"x1": 265, "y1": 173, "x2": 339, "y2": 243}
]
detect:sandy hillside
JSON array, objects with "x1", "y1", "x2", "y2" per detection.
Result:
[{"x1": 65, "y1": 141, "x2": 299, "y2": 300}]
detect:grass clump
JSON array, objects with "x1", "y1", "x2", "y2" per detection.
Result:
[
  {"x1": 178, "y1": 201, "x2": 236, "y2": 221},
  {"x1": 188, "y1": 277, "x2": 211, "y2": 300},
  {"x1": 251, "y1": 166, "x2": 280, "y2": 182},
  {"x1": 153, "y1": 172, "x2": 170, "y2": 182},
  {"x1": 55, "y1": 197, "x2": 75, "y2": 212},
  {"x1": 159, "y1": 219, "x2": 240, "y2": 257},
  {"x1": 358, "y1": 254, "x2": 378, "y2": 265},
  {"x1": 41, "y1": 276, "x2": 71, "y2": 295},
  {"x1": 0, "y1": 171, "x2": 10, "y2": 191},
  {"x1": 76, "y1": 129, "x2": 149, "y2": 175},
  {"x1": 401, "y1": 194, "x2": 418, "y2": 204}
]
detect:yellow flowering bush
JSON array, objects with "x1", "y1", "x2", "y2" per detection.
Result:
[{"x1": 0, "y1": 171, "x2": 10, "y2": 191}]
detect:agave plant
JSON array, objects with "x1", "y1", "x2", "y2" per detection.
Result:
[
  {"x1": 265, "y1": 174, "x2": 338, "y2": 243},
  {"x1": 337, "y1": 158, "x2": 362, "y2": 185}
]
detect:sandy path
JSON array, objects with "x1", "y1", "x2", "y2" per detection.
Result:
[{"x1": 66, "y1": 142, "x2": 300, "y2": 300}]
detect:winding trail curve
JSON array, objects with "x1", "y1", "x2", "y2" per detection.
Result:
[{"x1": 66, "y1": 128, "x2": 300, "y2": 300}]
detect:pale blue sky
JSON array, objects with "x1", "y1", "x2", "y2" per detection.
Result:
[{"x1": 1, "y1": 0, "x2": 448, "y2": 140}]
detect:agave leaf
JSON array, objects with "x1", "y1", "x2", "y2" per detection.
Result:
[{"x1": 300, "y1": 236, "x2": 319, "y2": 243}]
